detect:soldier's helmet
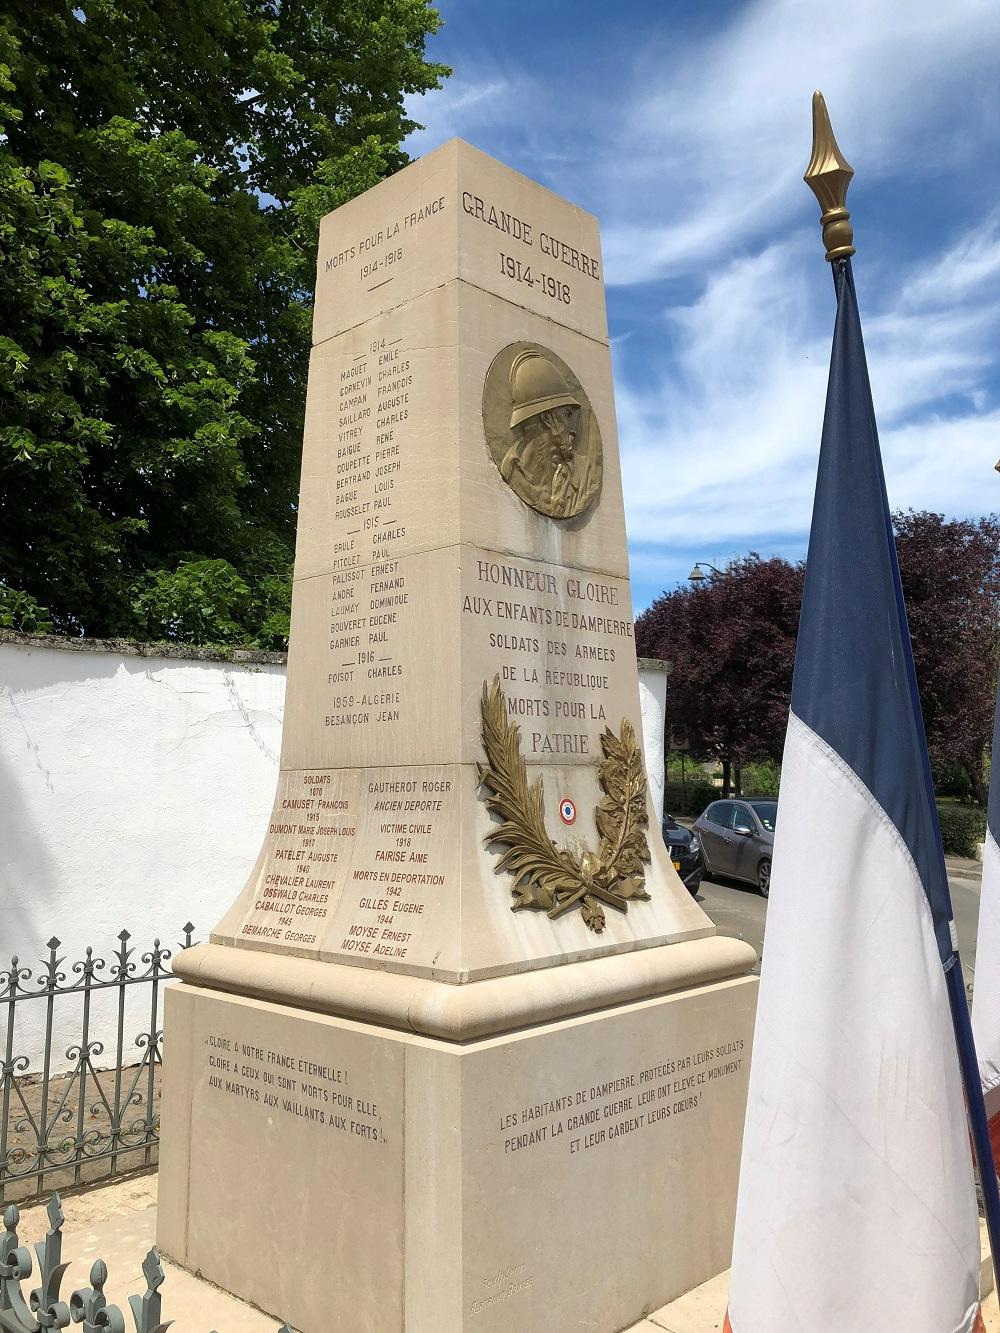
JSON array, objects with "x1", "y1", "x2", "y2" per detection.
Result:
[{"x1": 508, "y1": 351, "x2": 580, "y2": 431}]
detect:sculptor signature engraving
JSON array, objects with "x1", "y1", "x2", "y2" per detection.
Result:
[
  {"x1": 469, "y1": 1264, "x2": 533, "y2": 1317},
  {"x1": 476, "y1": 677, "x2": 650, "y2": 932},
  {"x1": 483, "y1": 343, "x2": 602, "y2": 520}
]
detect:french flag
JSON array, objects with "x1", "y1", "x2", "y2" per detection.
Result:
[
  {"x1": 973, "y1": 691, "x2": 1000, "y2": 1171},
  {"x1": 723, "y1": 255, "x2": 983, "y2": 1330}
]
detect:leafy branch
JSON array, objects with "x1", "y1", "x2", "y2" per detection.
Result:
[{"x1": 477, "y1": 676, "x2": 651, "y2": 932}]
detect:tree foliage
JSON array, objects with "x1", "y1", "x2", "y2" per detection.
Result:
[
  {"x1": 636, "y1": 513, "x2": 1000, "y2": 801},
  {"x1": 893, "y1": 511, "x2": 1000, "y2": 805},
  {"x1": 636, "y1": 554, "x2": 802, "y2": 792},
  {"x1": 0, "y1": 0, "x2": 448, "y2": 646}
]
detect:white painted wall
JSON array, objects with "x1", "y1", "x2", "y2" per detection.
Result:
[
  {"x1": 1, "y1": 638, "x2": 669, "y2": 1070},
  {"x1": 637, "y1": 660, "x2": 669, "y2": 826},
  {"x1": 0, "y1": 638, "x2": 285, "y2": 1071}
]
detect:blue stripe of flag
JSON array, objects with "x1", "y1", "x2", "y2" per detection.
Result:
[{"x1": 790, "y1": 259, "x2": 955, "y2": 964}]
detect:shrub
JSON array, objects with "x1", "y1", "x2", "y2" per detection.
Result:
[
  {"x1": 131, "y1": 559, "x2": 251, "y2": 645},
  {"x1": 0, "y1": 585, "x2": 54, "y2": 634},
  {"x1": 936, "y1": 804, "x2": 986, "y2": 859},
  {"x1": 933, "y1": 762, "x2": 975, "y2": 803},
  {"x1": 740, "y1": 759, "x2": 781, "y2": 795},
  {"x1": 663, "y1": 780, "x2": 718, "y2": 819}
]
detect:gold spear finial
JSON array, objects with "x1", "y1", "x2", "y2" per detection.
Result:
[{"x1": 804, "y1": 91, "x2": 855, "y2": 261}]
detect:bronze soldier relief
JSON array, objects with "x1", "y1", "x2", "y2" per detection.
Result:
[{"x1": 482, "y1": 342, "x2": 602, "y2": 519}]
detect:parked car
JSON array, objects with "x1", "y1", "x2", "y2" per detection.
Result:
[
  {"x1": 692, "y1": 798, "x2": 777, "y2": 897},
  {"x1": 661, "y1": 812, "x2": 703, "y2": 896}
]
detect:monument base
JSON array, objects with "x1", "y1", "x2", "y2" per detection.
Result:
[{"x1": 157, "y1": 959, "x2": 757, "y2": 1333}]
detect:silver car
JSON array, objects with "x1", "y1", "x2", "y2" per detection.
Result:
[{"x1": 693, "y1": 798, "x2": 777, "y2": 897}]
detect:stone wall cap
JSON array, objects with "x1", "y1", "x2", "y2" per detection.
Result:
[
  {"x1": 0, "y1": 629, "x2": 288, "y2": 667},
  {"x1": 637, "y1": 655, "x2": 671, "y2": 674}
]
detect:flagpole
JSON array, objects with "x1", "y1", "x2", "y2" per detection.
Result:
[
  {"x1": 805, "y1": 88, "x2": 1000, "y2": 1287},
  {"x1": 949, "y1": 963, "x2": 1000, "y2": 1272}
]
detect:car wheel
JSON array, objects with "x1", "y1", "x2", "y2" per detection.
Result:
[{"x1": 758, "y1": 858, "x2": 771, "y2": 898}]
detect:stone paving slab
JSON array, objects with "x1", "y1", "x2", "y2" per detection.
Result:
[
  {"x1": 629, "y1": 1223, "x2": 996, "y2": 1333},
  {"x1": 15, "y1": 1187, "x2": 281, "y2": 1332},
  {"x1": 14, "y1": 1180, "x2": 1000, "y2": 1332},
  {"x1": 632, "y1": 1288, "x2": 1000, "y2": 1333},
  {"x1": 80, "y1": 1208, "x2": 280, "y2": 1332}
]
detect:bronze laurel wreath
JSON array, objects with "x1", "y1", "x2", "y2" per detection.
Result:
[{"x1": 476, "y1": 676, "x2": 651, "y2": 932}]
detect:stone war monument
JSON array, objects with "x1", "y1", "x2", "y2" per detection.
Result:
[{"x1": 158, "y1": 141, "x2": 758, "y2": 1332}]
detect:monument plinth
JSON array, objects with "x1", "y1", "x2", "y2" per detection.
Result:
[{"x1": 158, "y1": 141, "x2": 757, "y2": 1332}]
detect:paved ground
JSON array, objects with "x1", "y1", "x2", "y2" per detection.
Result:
[
  {"x1": 626, "y1": 1252, "x2": 999, "y2": 1332},
  {"x1": 1, "y1": 1064, "x2": 160, "y2": 1203},
  {"x1": 13, "y1": 1185, "x2": 278, "y2": 1331},
  {"x1": 694, "y1": 859, "x2": 983, "y2": 996},
  {"x1": 11, "y1": 1181, "x2": 996, "y2": 1333}
]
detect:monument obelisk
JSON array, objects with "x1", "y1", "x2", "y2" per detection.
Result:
[{"x1": 158, "y1": 140, "x2": 757, "y2": 1332}]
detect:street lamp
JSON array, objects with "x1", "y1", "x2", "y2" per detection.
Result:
[{"x1": 688, "y1": 561, "x2": 722, "y2": 583}]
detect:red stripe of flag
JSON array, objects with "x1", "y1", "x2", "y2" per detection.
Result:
[{"x1": 984, "y1": 1083, "x2": 1000, "y2": 1172}]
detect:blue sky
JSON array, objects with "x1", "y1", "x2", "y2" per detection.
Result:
[{"x1": 403, "y1": 0, "x2": 1000, "y2": 612}]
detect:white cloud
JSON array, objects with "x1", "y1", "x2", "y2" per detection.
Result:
[
  {"x1": 404, "y1": 75, "x2": 535, "y2": 157},
  {"x1": 615, "y1": 208, "x2": 1000, "y2": 553},
  {"x1": 898, "y1": 213, "x2": 1000, "y2": 312},
  {"x1": 881, "y1": 411, "x2": 1000, "y2": 512},
  {"x1": 404, "y1": 0, "x2": 1000, "y2": 575},
  {"x1": 615, "y1": 239, "x2": 826, "y2": 546},
  {"x1": 597, "y1": 0, "x2": 1000, "y2": 287},
  {"x1": 601, "y1": 0, "x2": 1000, "y2": 557}
]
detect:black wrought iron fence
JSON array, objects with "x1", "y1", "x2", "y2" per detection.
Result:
[{"x1": 0, "y1": 925, "x2": 196, "y2": 1203}]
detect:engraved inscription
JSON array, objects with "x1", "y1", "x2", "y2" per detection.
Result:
[
  {"x1": 240, "y1": 771, "x2": 357, "y2": 950},
  {"x1": 329, "y1": 332, "x2": 411, "y2": 574},
  {"x1": 324, "y1": 195, "x2": 447, "y2": 286},
  {"x1": 231, "y1": 766, "x2": 459, "y2": 967},
  {"x1": 461, "y1": 553, "x2": 636, "y2": 764},
  {"x1": 334, "y1": 773, "x2": 456, "y2": 962},
  {"x1": 469, "y1": 1264, "x2": 534, "y2": 1317},
  {"x1": 494, "y1": 1039, "x2": 747, "y2": 1157},
  {"x1": 202, "y1": 1032, "x2": 390, "y2": 1146}
]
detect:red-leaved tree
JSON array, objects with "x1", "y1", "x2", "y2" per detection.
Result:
[
  {"x1": 636, "y1": 514, "x2": 1000, "y2": 801},
  {"x1": 894, "y1": 511, "x2": 1000, "y2": 805},
  {"x1": 635, "y1": 554, "x2": 803, "y2": 794}
]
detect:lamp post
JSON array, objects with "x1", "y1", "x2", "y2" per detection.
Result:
[{"x1": 687, "y1": 561, "x2": 722, "y2": 583}]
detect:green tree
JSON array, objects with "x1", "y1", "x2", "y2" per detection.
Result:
[{"x1": 0, "y1": 0, "x2": 447, "y2": 646}]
